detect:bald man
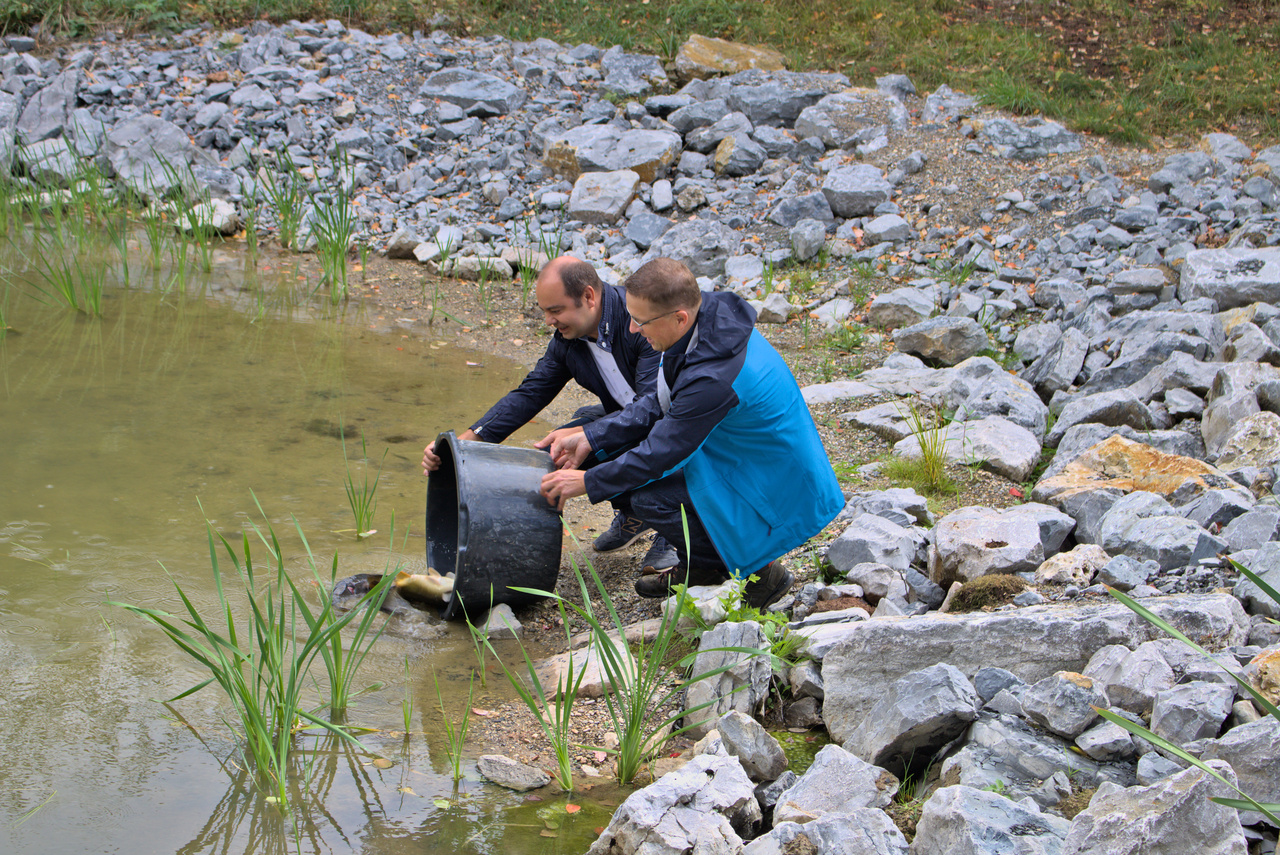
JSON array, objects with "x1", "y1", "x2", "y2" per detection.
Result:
[{"x1": 423, "y1": 256, "x2": 674, "y2": 571}]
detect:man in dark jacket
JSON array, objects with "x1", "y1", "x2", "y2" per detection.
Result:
[
  {"x1": 423, "y1": 255, "x2": 675, "y2": 570},
  {"x1": 538, "y1": 257, "x2": 844, "y2": 609}
]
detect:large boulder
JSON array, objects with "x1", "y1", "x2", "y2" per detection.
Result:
[
  {"x1": 845, "y1": 664, "x2": 979, "y2": 775},
  {"x1": 929, "y1": 504, "x2": 1074, "y2": 586},
  {"x1": 893, "y1": 317, "x2": 989, "y2": 366},
  {"x1": 1062, "y1": 762, "x2": 1248, "y2": 855},
  {"x1": 819, "y1": 594, "x2": 1249, "y2": 744},
  {"x1": 1177, "y1": 247, "x2": 1280, "y2": 310},
  {"x1": 683, "y1": 621, "x2": 771, "y2": 739},
  {"x1": 418, "y1": 68, "x2": 527, "y2": 116},
  {"x1": 544, "y1": 125, "x2": 682, "y2": 184},
  {"x1": 641, "y1": 219, "x2": 743, "y2": 279},
  {"x1": 105, "y1": 115, "x2": 219, "y2": 200},
  {"x1": 821, "y1": 163, "x2": 893, "y2": 218},
  {"x1": 910, "y1": 784, "x2": 1070, "y2": 854},
  {"x1": 673, "y1": 35, "x2": 786, "y2": 83},
  {"x1": 745, "y1": 812, "x2": 908, "y2": 855},
  {"x1": 772, "y1": 744, "x2": 898, "y2": 825}
]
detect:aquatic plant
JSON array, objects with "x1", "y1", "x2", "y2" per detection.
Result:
[
  {"x1": 434, "y1": 667, "x2": 474, "y2": 783},
  {"x1": 342, "y1": 430, "x2": 386, "y2": 539},
  {"x1": 261, "y1": 149, "x2": 308, "y2": 252},
  {"x1": 310, "y1": 184, "x2": 357, "y2": 304},
  {"x1": 479, "y1": 593, "x2": 586, "y2": 791},
  {"x1": 1100, "y1": 562, "x2": 1280, "y2": 824},
  {"x1": 30, "y1": 236, "x2": 108, "y2": 317},
  {"x1": 512, "y1": 520, "x2": 764, "y2": 785},
  {"x1": 401, "y1": 656, "x2": 415, "y2": 734},
  {"x1": 109, "y1": 503, "x2": 392, "y2": 807}
]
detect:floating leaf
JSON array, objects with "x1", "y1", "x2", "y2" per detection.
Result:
[
  {"x1": 373, "y1": 758, "x2": 394, "y2": 769},
  {"x1": 565, "y1": 804, "x2": 581, "y2": 814},
  {"x1": 398, "y1": 787, "x2": 417, "y2": 796},
  {"x1": 544, "y1": 820, "x2": 561, "y2": 830},
  {"x1": 433, "y1": 799, "x2": 451, "y2": 809},
  {"x1": 540, "y1": 830, "x2": 558, "y2": 838}
]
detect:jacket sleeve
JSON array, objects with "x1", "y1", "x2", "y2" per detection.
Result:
[
  {"x1": 631, "y1": 336, "x2": 660, "y2": 398},
  {"x1": 469, "y1": 341, "x2": 572, "y2": 443},
  {"x1": 583, "y1": 368, "x2": 738, "y2": 503}
]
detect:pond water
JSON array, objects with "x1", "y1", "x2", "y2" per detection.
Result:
[{"x1": 0, "y1": 238, "x2": 617, "y2": 853}]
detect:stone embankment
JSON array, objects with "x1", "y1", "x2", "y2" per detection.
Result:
[{"x1": 6, "y1": 18, "x2": 1280, "y2": 855}]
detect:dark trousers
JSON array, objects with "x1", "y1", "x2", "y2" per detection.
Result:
[{"x1": 619, "y1": 471, "x2": 729, "y2": 583}]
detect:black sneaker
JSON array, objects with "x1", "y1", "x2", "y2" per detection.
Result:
[
  {"x1": 744, "y1": 560, "x2": 794, "y2": 611},
  {"x1": 634, "y1": 563, "x2": 730, "y2": 599},
  {"x1": 639, "y1": 535, "x2": 678, "y2": 572},
  {"x1": 593, "y1": 512, "x2": 651, "y2": 553}
]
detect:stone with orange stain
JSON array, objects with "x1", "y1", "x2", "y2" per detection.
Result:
[
  {"x1": 672, "y1": 35, "x2": 786, "y2": 84},
  {"x1": 1244, "y1": 647, "x2": 1280, "y2": 709},
  {"x1": 1033, "y1": 434, "x2": 1245, "y2": 508},
  {"x1": 1020, "y1": 670, "x2": 1108, "y2": 739}
]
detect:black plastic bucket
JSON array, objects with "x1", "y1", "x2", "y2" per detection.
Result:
[{"x1": 426, "y1": 430, "x2": 563, "y2": 620}]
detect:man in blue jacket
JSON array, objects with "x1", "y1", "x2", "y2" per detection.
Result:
[
  {"x1": 538, "y1": 257, "x2": 844, "y2": 609},
  {"x1": 423, "y1": 255, "x2": 676, "y2": 570}
]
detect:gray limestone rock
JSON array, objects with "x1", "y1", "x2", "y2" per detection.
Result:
[
  {"x1": 1195, "y1": 716, "x2": 1280, "y2": 818},
  {"x1": 981, "y1": 116, "x2": 1082, "y2": 161},
  {"x1": 818, "y1": 594, "x2": 1249, "y2": 744},
  {"x1": 1104, "y1": 515, "x2": 1227, "y2": 572},
  {"x1": 1180, "y1": 488, "x2": 1254, "y2": 530},
  {"x1": 789, "y1": 660, "x2": 824, "y2": 700},
  {"x1": 419, "y1": 67, "x2": 527, "y2": 115},
  {"x1": 745, "y1": 812, "x2": 909, "y2": 855},
  {"x1": 1215, "y1": 410, "x2": 1280, "y2": 470},
  {"x1": 600, "y1": 47, "x2": 669, "y2": 97},
  {"x1": 790, "y1": 217, "x2": 826, "y2": 262},
  {"x1": 910, "y1": 784, "x2": 1070, "y2": 855},
  {"x1": 17, "y1": 68, "x2": 78, "y2": 144},
  {"x1": 821, "y1": 163, "x2": 893, "y2": 218},
  {"x1": 642, "y1": 218, "x2": 742, "y2": 278},
  {"x1": 938, "y1": 357, "x2": 1050, "y2": 441},
  {"x1": 622, "y1": 210, "x2": 672, "y2": 249},
  {"x1": 929, "y1": 504, "x2": 1073, "y2": 586},
  {"x1": 1219, "y1": 505, "x2": 1280, "y2": 552},
  {"x1": 846, "y1": 663, "x2": 979, "y2": 775},
  {"x1": 1178, "y1": 248, "x2": 1280, "y2": 310},
  {"x1": 1021, "y1": 327, "x2": 1088, "y2": 397},
  {"x1": 1040, "y1": 425, "x2": 1205, "y2": 482},
  {"x1": 105, "y1": 114, "x2": 217, "y2": 201},
  {"x1": 1020, "y1": 671, "x2": 1107, "y2": 739},
  {"x1": 1046, "y1": 389, "x2": 1155, "y2": 449},
  {"x1": 974, "y1": 668, "x2": 1024, "y2": 704},
  {"x1": 1150, "y1": 682, "x2": 1235, "y2": 746},
  {"x1": 893, "y1": 316, "x2": 989, "y2": 366},
  {"x1": 769, "y1": 191, "x2": 835, "y2": 227},
  {"x1": 827, "y1": 513, "x2": 922, "y2": 574},
  {"x1": 894, "y1": 416, "x2": 1042, "y2": 482},
  {"x1": 1075, "y1": 719, "x2": 1137, "y2": 762},
  {"x1": 567, "y1": 169, "x2": 638, "y2": 224},
  {"x1": 476, "y1": 754, "x2": 550, "y2": 792},
  {"x1": 586, "y1": 752, "x2": 756, "y2": 855},
  {"x1": 716, "y1": 69, "x2": 851, "y2": 126},
  {"x1": 867, "y1": 287, "x2": 936, "y2": 329},
  {"x1": 683, "y1": 621, "x2": 771, "y2": 739},
  {"x1": 1104, "y1": 642, "x2": 1176, "y2": 714},
  {"x1": 845, "y1": 563, "x2": 909, "y2": 604},
  {"x1": 546, "y1": 125, "x2": 683, "y2": 184},
  {"x1": 773, "y1": 744, "x2": 899, "y2": 826},
  {"x1": 864, "y1": 214, "x2": 913, "y2": 243},
  {"x1": 1233, "y1": 540, "x2": 1280, "y2": 619},
  {"x1": 1062, "y1": 762, "x2": 1248, "y2": 855},
  {"x1": 716, "y1": 710, "x2": 788, "y2": 782},
  {"x1": 846, "y1": 401, "x2": 916, "y2": 442},
  {"x1": 714, "y1": 132, "x2": 766, "y2": 177}
]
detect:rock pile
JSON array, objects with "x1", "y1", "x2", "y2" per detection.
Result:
[{"x1": 5, "y1": 18, "x2": 1280, "y2": 855}]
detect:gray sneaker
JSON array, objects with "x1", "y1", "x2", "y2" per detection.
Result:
[
  {"x1": 744, "y1": 560, "x2": 794, "y2": 611},
  {"x1": 639, "y1": 535, "x2": 678, "y2": 572},
  {"x1": 593, "y1": 512, "x2": 651, "y2": 553}
]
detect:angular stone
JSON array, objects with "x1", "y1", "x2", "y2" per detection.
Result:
[
  {"x1": 821, "y1": 163, "x2": 892, "y2": 218},
  {"x1": 586, "y1": 752, "x2": 756, "y2": 855},
  {"x1": 790, "y1": 218, "x2": 826, "y2": 262},
  {"x1": 744, "y1": 812, "x2": 909, "y2": 855},
  {"x1": 642, "y1": 218, "x2": 742, "y2": 279},
  {"x1": 1151, "y1": 682, "x2": 1235, "y2": 745},
  {"x1": 673, "y1": 35, "x2": 786, "y2": 83},
  {"x1": 1104, "y1": 515, "x2": 1227, "y2": 572},
  {"x1": 893, "y1": 317, "x2": 989, "y2": 366},
  {"x1": 717, "y1": 710, "x2": 788, "y2": 782},
  {"x1": 846, "y1": 663, "x2": 978, "y2": 775},
  {"x1": 1233, "y1": 540, "x2": 1280, "y2": 619},
  {"x1": 847, "y1": 401, "x2": 916, "y2": 442},
  {"x1": 828, "y1": 513, "x2": 921, "y2": 574},
  {"x1": 684, "y1": 621, "x2": 771, "y2": 739},
  {"x1": 105, "y1": 114, "x2": 217, "y2": 201},
  {"x1": 930, "y1": 506, "x2": 1062, "y2": 586},
  {"x1": 1021, "y1": 327, "x2": 1088, "y2": 397},
  {"x1": 1062, "y1": 762, "x2": 1247, "y2": 855},
  {"x1": 476, "y1": 754, "x2": 550, "y2": 791},
  {"x1": 17, "y1": 69, "x2": 78, "y2": 144},
  {"x1": 1034, "y1": 544, "x2": 1110, "y2": 586},
  {"x1": 912, "y1": 784, "x2": 1070, "y2": 854},
  {"x1": 864, "y1": 213, "x2": 912, "y2": 243},
  {"x1": 544, "y1": 125, "x2": 682, "y2": 184},
  {"x1": 772, "y1": 744, "x2": 898, "y2": 825},
  {"x1": 894, "y1": 416, "x2": 1042, "y2": 483},
  {"x1": 567, "y1": 169, "x2": 639, "y2": 224},
  {"x1": 1105, "y1": 642, "x2": 1176, "y2": 714},
  {"x1": 622, "y1": 210, "x2": 672, "y2": 249},
  {"x1": 769, "y1": 191, "x2": 835, "y2": 227},
  {"x1": 1040, "y1": 425, "x2": 1205, "y2": 483},
  {"x1": 1195, "y1": 716, "x2": 1280, "y2": 816},
  {"x1": 1180, "y1": 489, "x2": 1254, "y2": 530},
  {"x1": 981, "y1": 116, "x2": 1082, "y2": 160},
  {"x1": 794, "y1": 90, "x2": 901, "y2": 149},
  {"x1": 1219, "y1": 505, "x2": 1280, "y2": 552},
  {"x1": 819, "y1": 594, "x2": 1249, "y2": 743},
  {"x1": 1046, "y1": 389, "x2": 1155, "y2": 449},
  {"x1": 1075, "y1": 719, "x2": 1137, "y2": 762},
  {"x1": 600, "y1": 47, "x2": 669, "y2": 97},
  {"x1": 1215, "y1": 410, "x2": 1280, "y2": 470},
  {"x1": 867, "y1": 287, "x2": 935, "y2": 329},
  {"x1": 1020, "y1": 671, "x2": 1107, "y2": 738},
  {"x1": 1177, "y1": 248, "x2": 1280, "y2": 310},
  {"x1": 941, "y1": 358, "x2": 1049, "y2": 440},
  {"x1": 420, "y1": 68, "x2": 526, "y2": 116},
  {"x1": 714, "y1": 132, "x2": 766, "y2": 177}
]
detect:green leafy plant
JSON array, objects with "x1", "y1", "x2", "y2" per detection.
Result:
[
  {"x1": 1100, "y1": 565, "x2": 1280, "y2": 824},
  {"x1": 341, "y1": 430, "x2": 386, "y2": 539},
  {"x1": 30, "y1": 237, "x2": 108, "y2": 317},
  {"x1": 885, "y1": 400, "x2": 957, "y2": 496},
  {"x1": 401, "y1": 657, "x2": 415, "y2": 734},
  {"x1": 261, "y1": 149, "x2": 307, "y2": 251},
  {"x1": 478, "y1": 596, "x2": 585, "y2": 791},
  {"x1": 760, "y1": 258, "x2": 775, "y2": 298},
  {"x1": 109, "y1": 501, "x2": 390, "y2": 806},
  {"x1": 511, "y1": 537, "x2": 764, "y2": 785},
  {"x1": 433, "y1": 667, "x2": 474, "y2": 783}
]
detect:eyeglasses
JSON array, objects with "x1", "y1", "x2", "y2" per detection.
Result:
[{"x1": 631, "y1": 309, "x2": 679, "y2": 329}]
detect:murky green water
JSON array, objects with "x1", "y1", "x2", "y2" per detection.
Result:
[{"x1": 0, "y1": 240, "x2": 615, "y2": 854}]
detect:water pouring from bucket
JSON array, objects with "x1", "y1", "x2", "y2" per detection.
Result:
[{"x1": 425, "y1": 430, "x2": 564, "y2": 620}]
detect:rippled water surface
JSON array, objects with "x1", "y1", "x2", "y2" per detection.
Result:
[{"x1": 0, "y1": 249, "x2": 612, "y2": 854}]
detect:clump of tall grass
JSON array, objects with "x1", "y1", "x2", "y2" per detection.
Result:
[
  {"x1": 30, "y1": 236, "x2": 108, "y2": 317},
  {"x1": 261, "y1": 149, "x2": 308, "y2": 252},
  {"x1": 342, "y1": 430, "x2": 386, "y2": 540},
  {"x1": 885, "y1": 400, "x2": 958, "y2": 496},
  {"x1": 311, "y1": 185, "x2": 357, "y2": 304},
  {"x1": 433, "y1": 668, "x2": 474, "y2": 783},
  {"x1": 109, "y1": 502, "x2": 395, "y2": 807}
]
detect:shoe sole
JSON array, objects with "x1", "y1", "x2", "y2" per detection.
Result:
[
  {"x1": 593, "y1": 528, "x2": 650, "y2": 553},
  {"x1": 747, "y1": 570, "x2": 795, "y2": 611}
]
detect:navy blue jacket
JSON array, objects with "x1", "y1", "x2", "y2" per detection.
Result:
[
  {"x1": 470, "y1": 284, "x2": 659, "y2": 443},
  {"x1": 581, "y1": 291, "x2": 844, "y2": 575}
]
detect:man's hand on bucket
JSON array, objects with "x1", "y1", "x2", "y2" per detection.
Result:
[
  {"x1": 534, "y1": 427, "x2": 590, "y2": 470},
  {"x1": 540, "y1": 469, "x2": 586, "y2": 511}
]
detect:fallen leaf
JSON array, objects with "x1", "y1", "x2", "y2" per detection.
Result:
[
  {"x1": 433, "y1": 798, "x2": 451, "y2": 809},
  {"x1": 373, "y1": 758, "x2": 394, "y2": 769},
  {"x1": 1009, "y1": 487, "x2": 1025, "y2": 498},
  {"x1": 472, "y1": 708, "x2": 494, "y2": 717},
  {"x1": 565, "y1": 804, "x2": 581, "y2": 814},
  {"x1": 398, "y1": 787, "x2": 417, "y2": 795},
  {"x1": 540, "y1": 830, "x2": 558, "y2": 838}
]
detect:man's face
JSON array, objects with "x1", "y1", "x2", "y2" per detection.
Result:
[
  {"x1": 536, "y1": 275, "x2": 598, "y2": 340},
  {"x1": 626, "y1": 295, "x2": 686, "y2": 352}
]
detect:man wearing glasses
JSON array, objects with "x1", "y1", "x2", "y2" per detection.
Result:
[
  {"x1": 423, "y1": 255, "x2": 678, "y2": 574},
  {"x1": 537, "y1": 257, "x2": 843, "y2": 609}
]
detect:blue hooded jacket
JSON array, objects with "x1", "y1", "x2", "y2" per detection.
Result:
[
  {"x1": 581, "y1": 291, "x2": 844, "y2": 576},
  {"x1": 470, "y1": 284, "x2": 659, "y2": 442}
]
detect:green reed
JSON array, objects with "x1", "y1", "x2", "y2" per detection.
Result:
[
  {"x1": 262, "y1": 149, "x2": 307, "y2": 252},
  {"x1": 342, "y1": 430, "x2": 386, "y2": 539},
  {"x1": 310, "y1": 186, "x2": 357, "y2": 304},
  {"x1": 30, "y1": 236, "x2": 107, "y2": 317},
  {"x1": 109, "y1": 502, "x2": 389, "y2": 807},
  {"x1": 433, "y1": 667, "x2": 474, "y2": 783}
]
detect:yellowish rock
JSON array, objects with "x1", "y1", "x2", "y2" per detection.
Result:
[
  {"x1": 1033, "y1": 434, "x2": 1241, "y2": 505},
  {"x1": 674, "y1": 34, "x2": 786, "y2": 83},
  {"x1": 1245, "y1": 648, "x2": 1280, "y2": 709}
]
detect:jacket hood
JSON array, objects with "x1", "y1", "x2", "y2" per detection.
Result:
[{"x1": 687, "y1": 291, "x2": 755, "y2": 364}]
